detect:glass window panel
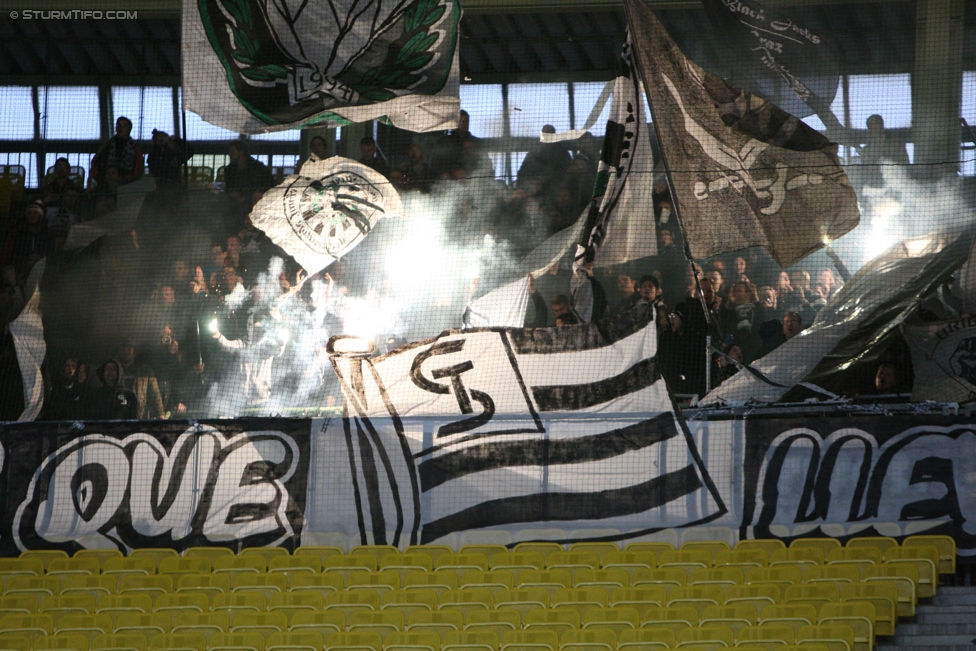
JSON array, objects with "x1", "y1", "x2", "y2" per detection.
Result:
[
  {"x1": 963, "y1": 71, "x2": 975, "y2": 124},
  {"x1": 112, "y1": 86, "x2": 174, "y2": 140},
  {"x1": 252, "y1": 129, "x2": 301, "y2": 141},
  {"x1": 510, "y1": 151, "x2": 527, "y2": 184},
  {"x1": 39, "y1": 86, "x2": 100, "y2": 140},
  {"x1": 460, "y1": 84, "x2": 504, "y2": 138},
  {"x1": 573, "y1": 82, "x2": 613, "y2": 137},
  {"x1": 488, "y1": 152, "x2": 507, "y2": 182},
  {"x1": 507, "y1": 83, "x2": 571, "y2": 138},
  {"x1": 0, "y1": 87, "x2": 35, "y2": 140},
  {"x1": 847, "y1": 73, "x2": 912, "y2": 130},
  {"x1": 0, "y1": 153, "x2": 39, "y2": 189},
  {"x1": 179, "y1": 88, "x2": 241, "y2": 140}
]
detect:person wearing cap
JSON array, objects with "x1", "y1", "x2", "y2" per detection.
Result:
[
  {"x1": 359, "y1": 136, "x2": 391, "y2": 178},
  {"x1": 0, "y1": 200, "x2": 52, "y2": 283}
]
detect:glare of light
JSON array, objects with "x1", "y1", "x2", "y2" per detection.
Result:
[
  {"x1": 331, "y1": 336, "x2": 374, "y2": 355},
  {"x1": 862, "y1": 198, "x2": 903, "y2": 263},
  {"x1": 464, "y1": 263, "x2": 481, "y2": 280},
  {"x1": 209, "y1": 319, "x2": 218, "y2": 332},
  {"x1": 278, "y1": 328, "x2": 291, "y2": 344}
]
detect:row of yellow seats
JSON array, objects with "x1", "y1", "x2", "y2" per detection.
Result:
[{"x1": 0, "y1": 625, "x2": 861, "y2": 651}]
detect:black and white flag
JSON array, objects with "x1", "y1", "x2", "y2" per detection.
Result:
[
  {"x1": 905, "y1": 317, "x2": 976, "y2": 404},
  {"x1": 625, "y1": 2, "x2": 859, "y2": 269},
  {"x1": 319, "y1": 305, "x2": 726, "y2": 547},
  {"x1": 183, "y1": 0, "x2": 461, "y2": 134}
]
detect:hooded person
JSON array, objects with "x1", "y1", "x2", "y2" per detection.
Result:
[
  {"x1": 212, "y1": 306, "x2": 288, "y2": 410},
  {"x1": 93, "y1": 359, "x2": 138, "y2": 420}
]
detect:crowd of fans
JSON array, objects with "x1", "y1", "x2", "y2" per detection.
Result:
[{"x1": 0, "y1": 111, "x2": 920, "y2": 421}]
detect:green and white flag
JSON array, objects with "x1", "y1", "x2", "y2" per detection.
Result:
[{"x1": 182, "y1": 0, "x2": 462, "y2": 134}]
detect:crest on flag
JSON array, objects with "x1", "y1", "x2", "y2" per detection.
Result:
[
  {"x1": 906, "y1": 317, "x2": 976, "y2": 403},
  {"x1": 249, "y1": 157, "x2": 403, "y2": 276}
]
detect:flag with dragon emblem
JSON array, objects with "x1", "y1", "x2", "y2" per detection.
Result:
[{"x1": 182, "y1": 0, "x2": 462, "y2": 134}]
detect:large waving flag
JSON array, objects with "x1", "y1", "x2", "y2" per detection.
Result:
[
  {"x1": 183, "y1": 0, "x2": 461, "y2": 133},
  {"x1": 324, "y1": 305, "x2": 726, "y2": 546},
  {"x1": 625, "y1": 1, "x2": 859, "y2": 268}
]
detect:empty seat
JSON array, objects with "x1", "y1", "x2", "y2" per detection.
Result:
[
  {"x1": 152, "y1": 594, "x2": 209, "y2": 617},
  {"x1": 61, "y1": 577, "x2": 116, "y2": 600},
  {"x1": 325, "y1": 556, "x2": 378, "y2": 581},
  {"x1": 0, "y1": 558, "x2": 45, "y2": 584},
  {"x1": 657, "y1": 551, "x2": 711, "y2": 576},
  {"x1": 48, "y1": 559, "x2": 101, "y2": 581},
  {"x1": 0, "y1": 613, "x2": 55, "y2": 640},
  {"x1": 458, "y1": 547, "x2": 509, "y2": 563},
  {"x1": 581, "y1": 606, "x2": 639, "y2": 635},
  {"x1": 523, "y1": 608, "x2": 579, "y2": 634},
  {"x1": 230, "y1": 612, "x2": 288, "y2": 638},
  {"x1": 0, "y1": 596, "x2": 37, "y2": 616},
  {"x1": 863, "y1": 563, "x2": 917, "y2": 617},
  {"x1": 734, "y1": 540, "x2": 785, "y2": 555},
  {"x1": 845, "y1": 538, "x2": 898, "y2": 557},
  {"x1": 783, "y1": 583, "x2": 840, "y2": 609},
  {"x1": 666, "y1": 586, "x2": 724, "y2": 617},
  {"x1": 769, "y1": 548, "x2": 824, "y2": 569},
  {"x1": 882, "y1": 548, "x2": 937, "y2": 598},
  {"x1": 558, "y1": 627, "x2": 616, "y2": 651},
  {"x1": 435, "y1": 555, "x2": 490, "y2": 579},
  {"x1": 609, "y1": 587, "x2": 667, "y2": 617},
  {"x1": 463, "y1": 610, "x2": 520, "y2": 639},
  {"x1": 746, "y1": 567, "x2": 802, "y2": 588},
  {"x1": 158, "y1": 558, "x2": 211, "y2": 578},
  {"x1": 0, "y1": 632, "x2": 29, "y2": 650},
  {"x1": 182, "y1": 548, "x2": 234, "y2": 566},
  {"x1": 759, "y1": 604, "x2": 817, "y2": 635},
  {"x1": 214, "y1": 557, "x2": 267, "y2": 579},
  {"x1": 34, "y1": 633, "x2": 90, "y2": 651},
  {"x1": 675, "y1": 624, "x2": 734, "y2": 649},
  {"x1": 494, "y1": 589, "x2": 549, "y2": 618},
  {"x1": 240, "y1": 549, "x2": 291, "y2": 565},
  {"x1": 826, "y1": 549, "x2": 880, "y2": 578},
  {"x1": 95, "y1": 595, "x2": 153, "y2": 618},
  {"x1": 325, "y1": 591, "x2": 381, "y2": 616},
  {"x1": 903, "y1": 535, "x2": 955, "y2": 575},
  {"x1": 517, "y1": 570, "x2": 572, "y2": 598},
  {"x1": 442, "y1": 631, "x2": 498, "y2": 651},
  {"x1": 819, "y1": 602, "x2": 874, "y2": 651},
  {"x1": 736, "y1": 625, "x2": 794, "y2": 649},
  {"x1": 699, "y1": 605, "x2": 757, "y2": 633},
  {"x1": 104, "y1": 558, "x2": 156, "y2": 581},
  {"x1": 381, "y1": 555, "x2": 434, "y2": 583},
  {"x1": 841, "y1": 583, "x2": 896, "y2": 636},
  {"x1": 293, "y1": 547, "x2": 345, "y2": 566},
  {"x1": 632, "y1": 568, "x2": 686, "y2": 592},
  {"x1": 438, "y1": 589, "x2": 493, "y2": 615},
  {"x1": 680, "y1": 542, "x2": 731, "y2": 563},
  {"x1": 5, "y1": 577, "x2": 61, "y2": 602},
  {"x1": 40, "y1": 596, "x2": 96, "y2": 620},
  {"x1": 326, "y1": 632, "x2": 381, "y2": 651},
  {"x1": 545, "y1": 552, "x2": 599, "y2": 578},
  {"x1": 805, "y1": 566, "x2": 861, "y2": 587},
  {"x1": 73, "y1": 550, "x2": 123, "y2": 572},
  {"x1": 268, "y1": 557, "x2": 322, "y2": 578},
  {"x1": 796, "y1": 624, "x2": 854, "y2": 651},
  {"x1": 723, "y1": 584, "x2": 779, "y2": 615},
  {"x1": 289, "y1": 610, "x2": 345, "y2": 637},
  {"x1": 790, "y1": 539, "x2": 841, "y2": 557},
  {"x1": 55, "y1": 614, "x2": 113, "y2": 644},
  {"x1": 459, "y1": 571, "x2": 515, "y2": 594},
  {"x1": 713, "y1": 550, "x2": 767, "y2": 570},
  {"x1": 601, "y1": 552, "x2": 655, "y2": 581},
  {"x1": 405, "y1": 547, "x2": 455, "y2": 566},
  {"x1": 689, "y1": 568, "x2": 743, "y2": 588},
  {"x1": 639, "y1": 606, "x2": 698, "y2": 634},
  {"x1": 208, "y1": 632, "x2": 266, "y2": 651},
  {"x1": 348, "y1": 571, "x2": 400, "y2": 594},
  {"x1": 128, "y1": 550, "x2": 178, "y2": 566},
  {"x1": 290, "y1": 573, "x2": 343, "y2": 599},
  {"x1": 176, "y1": 574, "x2": 230, "y2": 599},
  {"x1": 573, "y1": 569, "x2": 629, "y2": 592},
  {"x1": 511, "y1": 544, "x2": 563, "y2": 563},
  {"x1": 233, "y1": 575, "x2": 288, "y2": 599},
  {"x1": 617, "y1": 628, "x2": 674, "y2": 651},
  {"x1": 151, "y1": 632, "x2": 208, "y2": 651},
  {"x1": 406, "y1": 610, "x2": 463, "y2": 638},
  {"x1": 551, "y1": 588, "x2": 608, "y2": 616},
  {"x1": 348, "y1": 611, "x2": 404, "y2": 639},
  {"x1": 171, "y1": 612, "x2": 229, "y2": 640},
  {"x1": 91, "y1": 633, "x2": 148, "y2": 651},
  {"x1": 268, "y1": 593, "x2": 324, "y2": 617},
  {"x1": 22, "y1": 551, "x2": 70, "y2": 571},
  {"x1": 489, "y1": 554, "x2": 545, "y2": 579},
  {"x1": 118, "y1": 576, "x2": 172, "y2": 600},
  {"x1": 500, "y1": 630, "x2": 557, "y2": 651},
  {"x1": 403, "y1": 572, "x2": 457, "y2": 595},
  {"x1": 351, "y1": 546, "x2": 400, "y2": 566},
  {"x1": 381, "y1": 590, "x2": 438, "y2": 618},
  {"x1": 114, "y1": 613, "x2": 171, "y2": 642}
]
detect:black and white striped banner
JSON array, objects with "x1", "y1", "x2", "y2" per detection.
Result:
[{"x1": 319, "y1": 305, "x2": 727, "y2": 547}]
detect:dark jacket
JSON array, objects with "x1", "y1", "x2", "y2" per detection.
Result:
[{"x1": 93, "y1": 359, "x2": 138, "y2": 420}]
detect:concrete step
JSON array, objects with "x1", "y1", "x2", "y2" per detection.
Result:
[
  {"x1": 916, "y1": 604, "x2": 976, "y2": 614},
  {"x1": 896, "y1": 623, "x2": 976, "y2": 635},
  {"x1": 929, "y1": 593, "x2": 976, "y2": 606},
  {"x1": 915, "y1": 612, "x2": 976, "y2": 624},
  {"x1": 891, "y1": 635, "x2": 976, "y2": 646},
  {"x1": 877, "y1": 647, "x2": 976, "y2": 651}
]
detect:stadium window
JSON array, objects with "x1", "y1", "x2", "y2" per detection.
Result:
[
  {"x1": 847, "y1": 73, "x2": 912, "y2": 130},
  {"x1": 800, "y1": 85, "x2": 846, "y2": 133},
  {"x1": 487, "y1": 152, "x2": 507, "y2": 182},
  {"x1": 38, "y1": 86, "x2": 101, "y2": 140},
  {"x1": 112, "y1": 86, "x2": 175, "y2": 140},
  {"x1": 0, "y1": 87, "x2": 35, "y2": 140},
  {"x1": 510, "y1": 151, "x2": 528, "y2": 183},
  {"x1": 962, "y1": 71, "x2": 975, "y2": 176},
  {"x1": 252, "y1": 129, "x2": 301, "y2": 141},
  {"x1": 459, "y1": 84, "x2": 504, "y2": 138},
  {"x1": 179, "y1": 88, "x2": 241, "y2": 140},
  {"x1": 507, "y1": 83, "x2": 571, "y2": 138},
  {"x1": 572, "y1": 82, "x2": 613, "y2": 137}
]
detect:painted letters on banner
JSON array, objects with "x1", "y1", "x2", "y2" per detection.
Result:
[
  {"x1": 0, "y1": 419, "x2": 309, "y2": 554},
  {"x1": 183, "y1": 0, "x2": 461, "y2": 134}
]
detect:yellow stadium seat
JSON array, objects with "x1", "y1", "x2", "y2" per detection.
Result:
[
  {"x1": 172, "y1": 612, "x2": 229, "y2": 640},
  {"x1": 404, "y1": 572, "x2": 457, "y2": 595},
  {"x1": 152, "y1": 594, "x2": 209, "y2": 617},
  {"x1": 438, "y1": 588, "x2": 493, "y2": 615},
  {"x1": 882, "y1": 548, "x2": 937, "y2": 598},
  {"x1": 119, "y1": 576, "x2": 172, "y2": 600},
  {"x1": 294, "y1": 547, "x2": 345, "y2": 565},
  {"x1": 511, "y1": 544, "x2": 563, "y2": 563},
  {"x1": 41, "y1": 596, "x2": 96, "y2": 621},
  {"x1": 623, "y1": 543, "x2": 675, "y2": 557},
  {"x1": 288, "y1": 611, "x2": 344, "y2": 640},
  {"x1": 0, "y1": 634, "x2": 31, "y2": 651},
  {"x1": 214, "y1": 557, "x2": 266, "y2": 580},
  {"x1": 464, "y1": 610, "x2": 520, "y2": 638},
  {"x1": 129, "y1": 550, "x2": 178, "y2": 566},
  {"x1": 0, "y1": 595, "x2": 37, "y2": 616},
  {"x1": 55, "y1": 614, "x2": 113, "y2": 644},
  {"x1": 736, "y1": 540, "x2": 785, "y2": 554},
  {"x1": 546, "y1": 552, "x2": 599, "y2": 579},
  {"x1": 151, "y1": 632, "x2": 207, "y2": 651},
  {"x1": 48, "y1": 559, "x2": 101, "y2": 580},
  {"x1": 746, "y1": 567, "x2": 802, "y2": 588},
  {"x1": 34, "y1": 633, "x2": 90, "y2": 651},
  {"x1": 567, "y1": 543, "x2": 619, "y2": 563},
  {"x1": 500, "y1": 630, "x2": 558, "y2": 651},
  {"x1": 681, "y1": 541, "x2": 731, "y2": 562},
  {"x1": 159, "y1": 558, "x2": 211, "y2": 578},
  {"x1": 736, "y1": 625, "x2": 794, "y2": 649},
  {"x1": 770, "y1": 549, "x2": 824, "y2": 570},
  {"x1": 819, "y1": 602, "x2": 874, "y2": 651},
  {"x1": 845, "y1": 538, "x2": 898, "y2": 557},
  {"x1": 435, "y1": 555, "x2": 490, "y2": 579},
  {"x1": 759, "y1": 604, "x2": 817, "y2": 636},
  {"x1": 208, "y1": 632, "x2": 266, "y2": 651},
  {"x1": 675, "y1": 624, "x2": 733, "y2": 650},
  {"x1": 233, "y1": 574, "x2": 288, "y2": 599},
  {"x1": 382, "y1": 590, "x2": 438, "y2": 619},
  {"x1": 114, "y1": 613, "x2": 171, "y2": 642},
  {"x1": 240, "y1": 549, "x2": 291, "y2": 565},
  {"x1": 805, "y1": 566, "x2": 860, "y2": 587},
  {"x1": 826, "y1": 549, "x2": 880, "y2": 578},
  {"x1": 863, "y1": 564, "x2": 916, "y2": 617},
  {"x1": 581, "y1": 606, "x2": 639, "y2": 635},
  {"x1": 639, "y1": 606, "x2": 698, "y2": 634},
  {"x1": 632, "y1": 568, "x2": 686, "y2": 593},
  {"x1": 5, "y1": 576, "x2": 61, "y2": 603},
  {"x1": 384, "y1": 631, "x2": 440, "y2": 651},
  {"x1": 658, "y1": 551, "x2": 712, "y2": 577},
  {"x1": 230, "y1": 612, "x2": 288, "y2": 638},
  {"x1": 62, "y1": 577, "x2": 116, "y2": 600},
  {"x1": 551, "y1": 588, "x2": 608, "y2": 617},
  {"x1": 903, "y1": 535, "x2": 955, "y2": 575},
  {"x1": 325, "y1": 556, "x2": 378, "y2": 582},
  {"x1": 91, "y1": 634, "x2": 148, "y2": 651},
  {"x1": 268, "y1": 557, "x2": 322, "y2": 578},
  {"x1": 182, "y1": 548, "x2": 234, "y2": 565},
  {"x1": 558, "y1": 627, "x2": 616, "y2": 651},
  {"x1": 459, "y1": 571, "x2": 515, "y2": 595},
  {"x1": 407, "y1": 610, "x2": 463, "y2": 638},
  {"x1": 104, "y1": 558, "x2": 157, "y2": 583},
  {"x1": 323, "y1": 632, "x2": 381, "y2": 651},
  {"x1": 289, "y1": 573, "x2": 343, "y2": 599},
  {"x1": 790, "y1": 540, "x2": 841, "y2": 557},
  {"x1": 489, "y1": 554, "x2": 545, "y2": 579},
  {"x1": 176, "y1": 573, "x2": 229, "y2": 599},
  {"x1": 517, "y1": 570, "x2": 572, "y2": 599},
  {"x1": 269, "y1": 593, "x2": 324, "y2": 617},
  {"x1": 714, "y1": 549, "x2": 767, "y2": 570},
  {"x1": 0, "y1": 558, "x2": 45, "y2": 585},
  {"x1": 618, "y1": 628, "x2": 674, "y2": 651},
  {"x1": 723, "y1": 584, "x2": 779, "y2": 615},
  {"x1": 609, "y1": 587, "x2": 667, "y2": 617},
  {"x1": 699, "y1": 605, "x2": 757, "y2": 634},
  {"x1": 840, "y1": 583, "x2": 895, "y2": 637},
  {"x1": 796, "y1": 625, "x2": 854, "y2": 651},
  {"x1": 443, "y1": 630, "x2": 498, "y2": 651},
  {"x1": 325, "y1": 591, "x2": 381, "y2": 616},
  {"x1": 405, "y1": 547, "x2": 455, "y2": 566},
  {"x1": 524, "y1": 607, "x2": 579, "y2": 633},
  {"x1": 73, "y1": 551, "x2": 123, "y2": 571},
  {"x1": 351, "y1": 546, "x2": 400, "y2": 566},
  {"x1": 494, "y1": 589, "x2": 549, "y2": 618},
  {"x1": 573, "y1": 569, "x2": 628, "y2": 592},
  {"x1": 264, "y1": 631, "x2": 324, "y2": 651},
  {"x1": 783, "y1": 645, "x2": 831, "y2": 651},
  {"x1": 667, "y1": 586, "x2": 724, "y2": 618},
  {"x1": 349, "y1": 611, "x2": 404, "y2": 639},
  {"x1": 348, "y1": 571, "x2": 400, "y2": 594},
  {"x1": 96, "y1": 595, "x2": 153, "y2": 618},
  {"x1": 459, "y1": 546, "x2": 509, "y2": 562},
  {"x1": 381, "y1": 555, "x2": 434, "y2": 583},
  {"x1": 22, "y1": 551, "x2": 71, "y2": 571},
  {"x1": 689, "y1": 568, "x2": 743, "y2": 588},
  {"x1": 212, "y1": 593, "x2": 267, "y2": 616},
  {"x1": 601, "y1": 552, "x2": 655, "y2": 581},
  {"x1": 0, "y1": 613, "x2": 55, "y2": 640},
  {"x1": 783, "y1": 584, "x2": 840, "y2": 609}
]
